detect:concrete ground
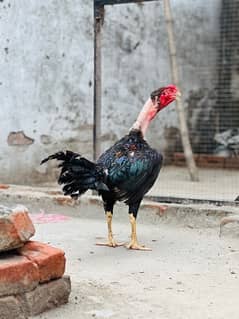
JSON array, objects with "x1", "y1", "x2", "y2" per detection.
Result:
[
  {"x1": 0, "y1": 166, "x2": 238, "y2": 319},
  {"x1": 29, "y1": 208, "x2": 238, "y2": 319}
]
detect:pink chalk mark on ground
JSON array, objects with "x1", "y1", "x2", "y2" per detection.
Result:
[{"x1": 29, "y1": 210, "x2": 70, "y2": 224}]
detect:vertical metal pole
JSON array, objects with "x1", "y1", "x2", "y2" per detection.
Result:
[{"x1": 93, "y1": 5, "x2": 104, "y2": 161}]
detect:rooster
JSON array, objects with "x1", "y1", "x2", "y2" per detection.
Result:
[{"x1": 41, "y1": 85, "x2": 180, "y2": 250}]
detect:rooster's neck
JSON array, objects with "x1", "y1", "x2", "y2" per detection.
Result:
[{"x1": 131, "y1": 98, "x2": 158, "y2": 137}]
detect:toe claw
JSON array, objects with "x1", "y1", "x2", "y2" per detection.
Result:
[
  {"x1": 96, "y1": 241, "x2": 124, "y2": 248},
  {"x1": 125, "y1": 242, "x2": 152, "y2": 251}
]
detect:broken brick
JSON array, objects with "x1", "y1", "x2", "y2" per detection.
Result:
[
  {"x1": 18, "y1": 241, "x2": 66, "y2": 283},
  {"x1": 0, "y1": 253, "x2": 39, "y2": 297},
  {"x1": 0, "y1": 205, "x2": 35, "y2": 252}
]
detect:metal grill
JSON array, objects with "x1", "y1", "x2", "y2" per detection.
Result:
[
  {"x1": 93, "y1": 0, "x2": 239, "y2": 202},
  {"x1": 165, "y1": 0, "x2": 239, "y2": 202},
  {"x1": 185, "y1": 0, "x2": 239, "y2": 159}
]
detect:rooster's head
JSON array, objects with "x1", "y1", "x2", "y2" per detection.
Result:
[{"x1": 150, "y1": 85, "x2": 181, "y2": 111}]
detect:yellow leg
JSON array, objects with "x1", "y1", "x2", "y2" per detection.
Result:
[
  {"x1": 126, "y1": 213, "x2": 151, "y2": 251},
  {"x1": 96, "y1": 212, "x2": 124, "y2": 247}
]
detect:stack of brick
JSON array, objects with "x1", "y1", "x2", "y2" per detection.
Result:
[{"x1": 0, "y1": 205, "x2": 71, "y2": 319}]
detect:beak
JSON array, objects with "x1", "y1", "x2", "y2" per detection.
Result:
[{"x1": 175, "y1": 91, "x2": 181, "y2": 100}]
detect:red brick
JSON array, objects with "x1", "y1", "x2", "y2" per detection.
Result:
[
  {"x1": 18, "y1": 241, "x2": 66, "y2": 283},
  {"x1": 11, "y1": 206, "x2": 35, "y2": 241},
  {"x1": 197, "y1": 155, "x2": 225, "y2": 168},
  {"x1": 224, "y1": 157, "x2": 239, "y2": 169},
  {"x1": 55, "y1": 196, "x2": 75, "y2": 206},
  {"x1": 0, "y1": 184, "x2": 9, "y2": 189},
  {"x1": 174, "y1": 153, "x2": 229, "y2": 168},
  {"x1": 0, "y1": 253, "x2": 39, "y2": 297},
  {"x1": 0, "y1": 205, "x2": 35, "y2": 252},
  {"x1": 173, "y1": 153, "x2": 201, "y2": 167},
  {"x1": 173, "y1": 152, "x2": 186, "y2": 166}
]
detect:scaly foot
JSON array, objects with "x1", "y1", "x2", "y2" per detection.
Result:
[
  {"x1": 127, "y1": 213, "x2": 152, "y2": 250},
  {"x1": 96, "y1": 238, "x2": 124, "y2": 248},
  {"x1": 96, "y1": 211, "x2": 124, "y2": 247},
  {"x1": 126, "y1": 240, "x2": 151, "y2": 251}
]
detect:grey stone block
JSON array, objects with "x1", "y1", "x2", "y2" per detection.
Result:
[
  {"x1": 23, "y1": 276, "x2": 71, "y2": 316},
  {"x1": 0, "y1": 295, "x2": 27, "y2": 319},
  {"x1": 0, "y1": 276, "x2": 71, "y2": 318}
]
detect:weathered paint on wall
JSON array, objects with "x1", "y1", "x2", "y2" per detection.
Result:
[
  {"x1": 0, "y1": 1, "x2": 94, "y2": 183},
  {"x1": 0, "y1": 0, "x2": 220, "y2": 184}
]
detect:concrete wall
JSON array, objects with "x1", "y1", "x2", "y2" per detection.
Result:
[{"x1": 0, "y1": 0, "x2": 221, "y2": 184}]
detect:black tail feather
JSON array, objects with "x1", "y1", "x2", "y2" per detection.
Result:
[
  {"x1": 41, "y1": 150, "x2": 109, "y2": 198},
  {"x1": 41, "y1": 151, "x2": 76, "y2": 165}
]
